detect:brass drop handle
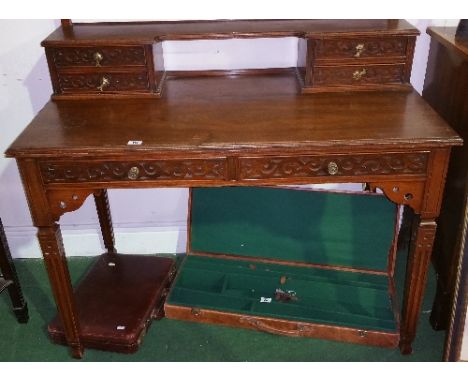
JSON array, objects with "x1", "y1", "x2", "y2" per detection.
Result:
[
  {"x1": 327, "y1": 161, "x2": 339, "y2": 175},
  {"x1": 352, "y1": 68, "x2": 367, "y2": 81},
  {"x1": 93, "y1": 51, "x2": 103, "y2": 67},
  {"x1": 127, "y1": 166, "x2": 140, "y2": 180},
  {"x1": 354, "y1": 43, "x2": 365, "y2": 57},
  {"x1": 97, "y1": 76, "x2": 110, "y2": 92}
]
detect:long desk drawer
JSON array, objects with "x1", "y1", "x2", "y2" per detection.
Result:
[
  {"x1": 40, "y1": 159, "x2": 227, "y2": 183},
  {"x1": 238, "y1": 153, "x2": 428, "y2": 180}
]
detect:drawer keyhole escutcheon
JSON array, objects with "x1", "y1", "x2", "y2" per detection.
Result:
[
  {"x1": 327, "y1": 161, "x2": 339, "y2": 175},
  {"x1": 128, "y1": 166, "x2": 140, "y2": 180},
  {"x1": 93, "y1": 52, "x2": 103, "y2": 67},
  {"x1": 354, "y1": 43, "x2": 365, "y2": 57},
  {"x1": 352, "y1": 68, "x2": 367, "y2": 80},
  {"x1": 97, "y1": 76, "x2": 110, "y2": 92}
]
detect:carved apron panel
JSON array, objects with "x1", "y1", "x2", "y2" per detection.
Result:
[
  {"x1": 40, "y1": 159, "x2": 227, "y2": 183},
  {"x1": 239, "y1": 153, "x2": 428, "y2": 180}
]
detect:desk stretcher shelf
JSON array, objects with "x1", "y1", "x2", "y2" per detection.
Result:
[{"x1": 48, "y1": 254, "x2": 175, "y2": 353}]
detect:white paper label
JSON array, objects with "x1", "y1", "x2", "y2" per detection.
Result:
[
  {"x1": 127, "y1": 140, "x2": 143, "y2": 145},
  {"x1": 116, "y1": 325, "x2": 126, "y2": 330},
  {"x1": 260, "y1": 297, "x2": 272, "y2": 303}
]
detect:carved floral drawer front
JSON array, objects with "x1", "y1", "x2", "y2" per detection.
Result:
[
  {"x1": 314, "y1": 37, "x2": 408, "y2": 60},
  {"x1": 313, "y1": 64, "x2": 405, "y2": 86},
  {"x1": 40, "y1": 159, "x2": 227, "y2": 184},
  {"x1": 57, "y1": 72, "x2": 150, "y2": 93},
  {"x1": 239, "y1": 153, "x2": 428, "y2": 180},
  {"x1": 51, "y1": 46, "x2": 147, "y2": 68}
]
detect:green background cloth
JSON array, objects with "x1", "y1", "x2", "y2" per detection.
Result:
[{"x1": 190, "y1": 187, "x2": 396, "y2": 271}]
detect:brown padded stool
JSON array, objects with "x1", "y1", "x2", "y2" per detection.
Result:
[{"x1": 0, "y1": 217, "x2": 28, "y2": 323}]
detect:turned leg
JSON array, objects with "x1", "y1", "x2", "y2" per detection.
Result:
[
  {"x1": 93, "y1": 190, "x2": 116, "y2": 254},
  {"x1": 399, "y1": 217, "x2": 437, "y2": 354},
  {"x1": 16, "y1": 159, "x2": 98, "y2": 358},
  {"x1": 38, "y1": 224, "x2": 83, "y2": 358},
  {"x1": 0, "y1": 218, "x2": 29, "y2": 323}
]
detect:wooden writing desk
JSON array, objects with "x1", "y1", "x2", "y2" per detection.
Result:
[{"x1": 4, "y1": 20, "x2": 463, "y2": 358}]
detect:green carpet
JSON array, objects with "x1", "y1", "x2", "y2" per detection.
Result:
[{"x1": 0, "y1": 248, "x2": 445, "y2": 361}]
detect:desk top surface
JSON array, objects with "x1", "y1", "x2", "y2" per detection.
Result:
[{"x1": 6, "y1": 70, "x2": 461, "y2": 159}]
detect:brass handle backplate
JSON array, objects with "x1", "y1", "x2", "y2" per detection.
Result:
[
  {"x1": 352, "y1": 68, "x2": 367, "y2": 81},
  {"x1": 127, "y1": 166, "x2": 140, "y2": 180},
  {"x1": 327, "y1": 161, "x2": 339, "y2": 175},
  {"x1": 97, "y1": 76, "x2": 110, "y2": 92},
  {"x1": 354, "y1": 43, "x2": 365, "y2": 57},
  {"x1": 93, "y1": 52, "x2": 103, "y2": 67}
]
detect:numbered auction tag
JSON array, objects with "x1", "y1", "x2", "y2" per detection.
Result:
[{"x1": 127, "y1": 140, "x2": 143, "y2": 145}]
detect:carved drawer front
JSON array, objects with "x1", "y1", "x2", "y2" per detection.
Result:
[
  {"x1": 239, "y1": 153, "x2": 428, "y2": 180},
  {"x1": 314, "y1": 37, "x2": 408, "y2": 60},
  {"x1": 313, "y1": 64, "x2": 405, "y2": 86},
  {"x1": 57, "y1": 72, "x2": 150, "y2": 93},
  {"x1": 51, "y1": 46, "x2": 147, "y2": 68},
  {"x1": 40, "y1": 159, "x2": 227, "y2": 184}
]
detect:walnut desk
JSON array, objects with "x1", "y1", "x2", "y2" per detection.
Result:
[{"x1": 5, "y1": 69, "x2": 462, "y2": 358}]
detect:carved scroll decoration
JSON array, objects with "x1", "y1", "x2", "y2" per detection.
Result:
[
  {"x1": 314, "y1": 65, "x2": 404, "y2": 85},
  {"x1": 41, "y1": 159, "x2": 226, "y2": 184},
  {"x1": 46, "y1": 190, "x2": 95, "y2": 221},
  {"x1": 58, "y1": 72, "x2": 150, "y2": 92},
  {"x1": 368, "y1": 181, "x2": 426, "y2": 214},
  {"x1": 315, "y1": 38, "x2": 407, "y2": 59},
  {"x1": 240, "y1": 153, "x2": 428, "y2": 180},
  {"x1": 53, "y1": 46, "x2": 146, "y2": 67}
]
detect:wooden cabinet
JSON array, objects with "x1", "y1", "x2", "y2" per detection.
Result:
[{"x1": 421, "y1": 26, "x2": 468, "y2": 360}]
